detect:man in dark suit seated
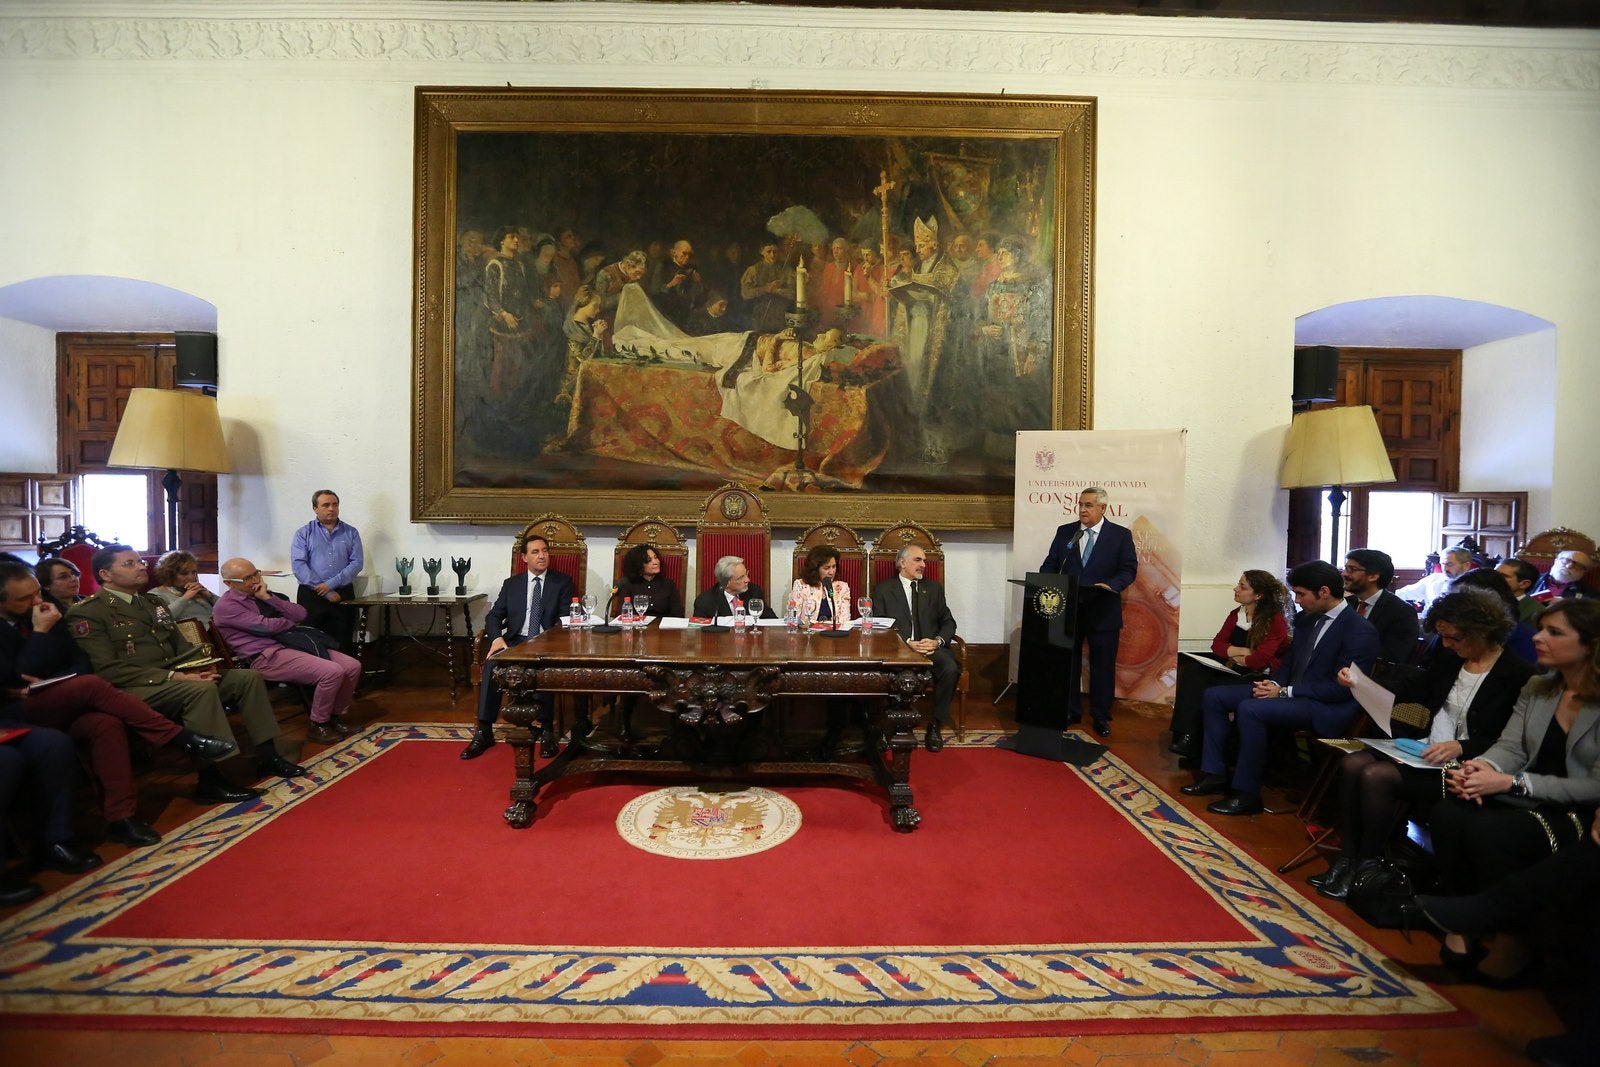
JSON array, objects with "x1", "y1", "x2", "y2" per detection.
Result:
[
  {"x1": 1182, "y1": 559, "x2": 1381, "y2": 816},
  {"x1": 1039, "y1": 486, "x2": 1138, "y2": 737},
  {"x1": 461, "y1": 534, "x2": 574, "y2": 761},
  {"x1": 690, "y1": 556, "x2": 778, "y2": 621},
  {"x1": 1342, "y1": 547, "x2": 1421, "y2": 664},
  {"x1": 1533, "y1": 549, "x2": 1596, "y2": 603},
  {"x1": 871, "y1": 545, "x2": 959, "y2": 752}
]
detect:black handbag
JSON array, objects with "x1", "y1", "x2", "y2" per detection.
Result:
[
  {"x1": 277, "y1": 624, "x2": 338, "y2": 659},
  {"x1": 1346, "y1": 859, "x2": 1421, "y2": 929}
]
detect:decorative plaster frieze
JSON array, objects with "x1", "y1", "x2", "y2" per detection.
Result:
[{"x1": 0, "y1": 8, "x2": 1596, "y2": 93}]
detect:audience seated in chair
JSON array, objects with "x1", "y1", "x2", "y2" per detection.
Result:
[
  {"x1": 1309, "y1": 587, "x2": 1534, "y2": 901},
  {"x1": 1497, "y1": 557, "x2": 1546, "y2": 623},
  {"x1": 214, "y1": 558, "x2": 361, "y2": 746},
  {"x1": 1169, "y1": 569, "x2": 1291, "y2": 764},
  {"x1": 1342, "y1": 548, "x2": 1422, "y2": 665},
  {"x1": 1, "y1": 560, "x2": 235, "y2": 842},
  {"x1": 148, "y1": 551, "x2": 219, "y2": 625},
  {"x1": 1182, "y1": 559, "x2": 1381, "y2": 816},
  {"x1": 67, "y1": 545, "x2": 304, "y2": 803},
  {"x1": 34, "y1": 558, "x2": 84, "y2": 606},
  {"x1": 0, "y1": 718, "x2": 103, "y2": 906}
]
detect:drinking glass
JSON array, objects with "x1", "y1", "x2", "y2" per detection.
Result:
[
  {"x1": 580, "y1": 593, "x2": 597, "y2": 626},
  {"x1": 632, "y1": 594, "x2": 650, "y2": 628},
  {"x1": 745, "y1": 598, "x2": 764, "y2": 627},
  {"x1": 857, "y1": 597, "x2": 873, "y2": 633}
]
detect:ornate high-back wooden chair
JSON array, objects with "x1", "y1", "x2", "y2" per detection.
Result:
[
  {"x1": 36, "y1": 524, "x2": 116, "y2": 595},
  {"x1": 791, "y1": 519, "x2": 869, "y2": 603},
  {"x1": 869, "y1": 519, "x2": 968, "y2": 737},
  {"x1": 1517, "y1": 527, "x2": 1600, "y2": 594},
  {"x1": 694, "y1": 482, "x2": 772, "y2": 601},
  {"x1": 613, "y1": 516, "x2": 690, "y2": 594}
]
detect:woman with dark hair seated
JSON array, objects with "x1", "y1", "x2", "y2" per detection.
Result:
[
  {"x1": 34, "y1": 558, "x2": 83, "y2": 606},
  {"x1": 1424, "y1": 598, "x2": 1600, "y2": 986},
  {"x1": 1445, "y1": 566, "x2": 1537, "y2": 665},
  {"x1": 616, "y1": 544, "x2": 683, "y2": 618},
  {"x1": 1169, "y1": 570, "x2": 1290, "y2": 762},
  {"x1": 789, "y1": 545, "x2": 852, "y2": 629},
  {"x1": 1310, "y1": 587, "x2": 1534, "y2": 900},
  {"x1": 149, "y1": 550, "x2": 216, "y2": 624}
]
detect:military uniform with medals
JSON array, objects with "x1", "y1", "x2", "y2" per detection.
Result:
[{"x1": 67, "y1": 589, "x2": 281, "y2": 758}]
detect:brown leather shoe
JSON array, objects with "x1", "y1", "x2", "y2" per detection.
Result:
[
  {"x1": 330, "y1": 716, "x2": 360, "y2": 737},
  {"x1": 307, "y1": 721, "x2": 343, "y2": 745}
]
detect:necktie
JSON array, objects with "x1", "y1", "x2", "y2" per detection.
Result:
[
  {"x1": 1358, "y1": 600, "x2": 1369, "y2": 617},
  {"x1": 1291, "y1": 614, "x2": 1328, "y2": 684},
  {"x1": 908, "y1": 581, "x2": 919, "y2": 640},
  {"x1": 1081, "y1": 528, "x2": 1096, "y2": 565},
  {"x1": 524, "y1": 575, "x2": 543, "y2": 637}
]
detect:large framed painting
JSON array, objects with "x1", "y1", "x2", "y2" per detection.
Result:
[{"x1": 413, "y1": 88, "x2": 1094, "y2": 528}]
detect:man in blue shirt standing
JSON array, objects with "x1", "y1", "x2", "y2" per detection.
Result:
[{"x1": 291, "y1": 489, "x2": 363, "y2": 649}]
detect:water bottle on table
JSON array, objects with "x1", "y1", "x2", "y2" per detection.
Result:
[{"x1": 569, "y1": 597, "x2": 582, "y2": 627}]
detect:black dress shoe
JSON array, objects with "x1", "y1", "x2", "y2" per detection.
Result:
[
  {"x1": 538, "y1": 725, "x2": 559, "y2": 759},
  {"x1": 106, "y1": 817, "x2": 161, "y2": 847},
  {"x1": 1307, "y1": 856, "x2": 1351, "y2": 891},
  {"x1": 1180, "y1": 774, "x2": 1229, "y2": 796},
  {"x1": 1207, "y1": 793, "x2": 1265, "y2": 816},
  {"x1": 306, "y1": 721, "x2": 343, "y2": 745},
  {"x1": 1316, "y1": 862, "x2": 1360, "y2": 900},
  {"x1": 258, "y1": 755, "x2": 308, "y2": 779},
  {"x1": 330, "y1": 716, "x2": 360, "y2": 737},
  {"x1": 181, "y1": 732, "x2": 236, "y2": 761},
  {"x1": 40, "y1": 842, "x2": 103, "y2": 874},
  {"x1": 0, "y1": 875, "x2": 44, "y2": 907},
  {"x1": 1168, "y1": 733, "x2": 1198, "y2": 757},
  {"x1": 194, "y1": 778, "x2": 263, "y2": 804},
  {"x1": 1092, "y1": 719, "x2": 1111, "y2": 738},
  {"x1": 924, "y1": 725, "x2": 944, "y2": 752},
  {"x1": 460, "y1": 730, "x2": 496, "y2": 760}
]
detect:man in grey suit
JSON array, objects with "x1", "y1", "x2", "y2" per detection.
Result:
[{"x1": 871, "y1": 545, "x2": 959, "y2": 752}]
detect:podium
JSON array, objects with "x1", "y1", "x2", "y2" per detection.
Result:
[{"x1": 996, "y1": 572, "x2": 1107, "y2": 766}]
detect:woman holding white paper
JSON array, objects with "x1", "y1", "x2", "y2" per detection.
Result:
[{"x1": 1310, "y1": 588, "x2": 1533, "y2": 901}]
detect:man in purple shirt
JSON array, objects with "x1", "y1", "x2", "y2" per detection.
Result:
[
  {"x1": 216, "y1": 557, "x2": 361, "y2": 745},
  {"x1": 290, "y1": 489, "x2": 363, "y2": 649}
]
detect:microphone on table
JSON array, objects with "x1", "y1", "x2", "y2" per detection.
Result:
[{"x1": 591, "y1": 586, "x2": 624, "y2": 634}]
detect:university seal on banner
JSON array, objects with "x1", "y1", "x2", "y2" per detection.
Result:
[
  {"x1": 616, "y1": 786, "x2": 801, "y2": 860},
  {"x1": 1032, "y1": 586, "x2": 1066, "y2": 619},
  {"x1": 1033, "y1": 448, "x2": 1055, "y2": 471}
]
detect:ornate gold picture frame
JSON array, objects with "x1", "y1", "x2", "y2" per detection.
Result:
[{"x1": 413, "y1": 87, "x2": 1094, "y2": 529}]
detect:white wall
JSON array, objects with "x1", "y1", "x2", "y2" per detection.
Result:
[
  {"x1": 1, "y1": 3, "x2": 1596, "y2": 643},
  {"x1": 1461, "y1": 329, "x2": 1557, "y2": 528},
  {"x1": 0, "y1": 316, "x2": 57, "y2": 472}
]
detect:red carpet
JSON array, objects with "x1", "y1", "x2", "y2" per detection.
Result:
[
  {"x1": 100, "y1": 741, "x2": 1246, "y2": 949},
  {"x1": 0, "y1": 724, "x2": 1464, "y2": 1038}
]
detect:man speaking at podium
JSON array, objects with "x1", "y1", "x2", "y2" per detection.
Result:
[{"x1": 1040, "y1": 487, "x2": 1138, "y2": 737}]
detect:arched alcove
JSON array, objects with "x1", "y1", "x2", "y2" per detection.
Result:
[{"x1": 1292, "y1": 295, "x2": 1556, "y2": 572}]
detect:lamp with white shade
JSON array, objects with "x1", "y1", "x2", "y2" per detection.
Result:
[
  {"x1": 1279, "y1": 405, "x2": 1396, "y2": 564},
  {"x1": 106, "y1": 387, "x2": 231, "y2": 553}
]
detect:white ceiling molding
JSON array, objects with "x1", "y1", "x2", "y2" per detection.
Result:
[{"x1": 1, "y1": 3, "x2": 1597, "y2": 92}]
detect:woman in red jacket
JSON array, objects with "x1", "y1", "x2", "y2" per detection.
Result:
[{"x1": 1169, "y1": 570, "x2": 1291, "y2": 763}]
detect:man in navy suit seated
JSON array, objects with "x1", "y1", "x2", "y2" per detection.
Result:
[
  {"x1": 1182, "y1": 559, "x2": 1381, "y2": 815},
  {"x1": 1039, "y1": 486, "x2": 1138, "y2": 737},
  {"x1": 460, "y1": 534, "x2": 574, "y2": 761}
]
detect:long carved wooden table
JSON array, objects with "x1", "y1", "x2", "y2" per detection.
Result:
[{"x1": 491, "y1": 623, "x2": 933, "y2": 832}]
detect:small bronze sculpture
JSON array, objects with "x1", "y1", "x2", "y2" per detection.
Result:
[
  {"x1": 395, "y1": 557, "x2": 415, "y2": 596},
  {"x1": 451, "y1": 556, "x2": 471, "y2": 596},
  {"x1": 423, "y1": 557, "x2": 443, "y2": 596}
]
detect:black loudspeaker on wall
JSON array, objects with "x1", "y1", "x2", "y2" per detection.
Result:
[
  {"x1": 174, "y1": 331, "x2": 218, "y2": 389},
  {"x1": 1292, "y1": 345, "x2": 1339, "y2": 402}
]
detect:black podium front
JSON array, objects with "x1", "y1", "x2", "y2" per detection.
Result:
[{"x1": 997, "y1": 571, "x2": 1107, "y2": 765}]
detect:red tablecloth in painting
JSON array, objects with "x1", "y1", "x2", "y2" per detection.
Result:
[{"x1": 561, "y1": 348, "x2": 904, "y2": 489}]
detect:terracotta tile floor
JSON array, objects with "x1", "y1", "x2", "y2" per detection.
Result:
[{"x1": 0, "y1": 678, "x2": 1564, "y2": 1065}]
